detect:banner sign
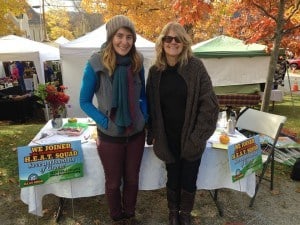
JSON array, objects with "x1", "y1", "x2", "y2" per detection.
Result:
[
  {"x1": 17, "y1": 140, "x2": 84, "y2": 188},
  {"x1": 228, "y1": 135, "x2": 262, "y2": 182}
]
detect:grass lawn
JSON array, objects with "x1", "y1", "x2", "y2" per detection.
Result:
[
  {"x1": 0, "y1": 121, "x2": 44, "y2": 192},
  {"x1": 273, "y1": 92, "x2": 300, "y2": 138}
]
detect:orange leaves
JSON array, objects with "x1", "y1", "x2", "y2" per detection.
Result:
[
  {"x1": 81, "y1": 0, "x2": 175, "y2": 42},
  {"x1": 45, "y1": 84, "x2": 57, "y2": 93},
  {"x1": 245, "y1": 18, "x2": 276, "y2": 43},
  {"x1": 225, "y1": 0, "x2": 300, "y2": 55},
  {"x1": 79, "y1": 0, "x2": 300, "y2": 55},
  {"x1": 172, "y1": 0, "x2": 212, "y2": 25}
]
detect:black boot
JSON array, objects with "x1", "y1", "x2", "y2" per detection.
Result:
[
  {"x1": 167, "y1": 188, "x2": 180, "y2": 225},
  {"x1": 179, "y1": 190, "x2": 195, "y2": 225}
]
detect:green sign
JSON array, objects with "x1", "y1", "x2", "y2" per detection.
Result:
[
  {"x1": 228, "y1": 135, "x2": 262, "y2": 182},
  {"x1": 18, "y1": 140, "x2": 84, "y2": 188}
]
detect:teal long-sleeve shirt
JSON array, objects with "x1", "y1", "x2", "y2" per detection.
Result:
[{"x1": 79, "y1": 62, "x2": 148, "y2": 130}]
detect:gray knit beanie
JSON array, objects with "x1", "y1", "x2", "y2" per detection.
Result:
[{"x1": 106, "y1": 15, "x2": 136, "y2": 43}]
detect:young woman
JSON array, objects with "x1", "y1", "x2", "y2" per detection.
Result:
[
  {"x1": 146, "y1": 22, "x2": 219, "y2": 225},
  {"x1": 80, "y1": 15, "x2": 147, "y2": 225}
]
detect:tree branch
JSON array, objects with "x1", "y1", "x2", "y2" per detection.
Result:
[
  {"x1": 252, "y1": 0, "x2": 277, "y2": 21},
  {"x1": 283, "y1": 24, "x2": 300, "y2": 35}
]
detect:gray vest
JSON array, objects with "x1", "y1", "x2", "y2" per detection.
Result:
[{"x1": 89, "y1": 52, "x2": 145, "y2": 137}]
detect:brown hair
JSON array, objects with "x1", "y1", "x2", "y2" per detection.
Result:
[{"x1": 101, "y1": 29, "x2": 142, "y2": 76}]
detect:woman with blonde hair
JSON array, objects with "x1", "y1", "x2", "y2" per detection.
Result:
[
  {"x1": 80, "y1": 15, "x2": 148, "y2": 225},
  {"x1": 147, "y1": 22, "x2": 219, "y2": 225}
]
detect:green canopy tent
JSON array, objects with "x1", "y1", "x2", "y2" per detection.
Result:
[
  {"x1": 193, "y1": 35, "x2": 268, "y2": 58},
  {"x1": 192, "y1": 35, "x2": 270, "y2": 90}
]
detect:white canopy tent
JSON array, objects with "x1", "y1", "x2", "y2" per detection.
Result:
[
  {"x1": 0, "y1": 35, "x2": 60, "y2": 84},
  {"x1": 54, "y1": 36, "x2": 70, "y2": 45},
  {"x1": 60, "y1": 24, "x2": 155, "y2": 117}
]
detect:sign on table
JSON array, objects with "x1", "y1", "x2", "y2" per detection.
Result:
[
  {"x1": 228, "y1": 135, "x2": 262, "y2": 182},
  {"x1": 17, "y1": 140, "x2": 84, "y2": 188}
]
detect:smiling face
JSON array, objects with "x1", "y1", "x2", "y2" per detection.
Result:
[
  {"x1": 112, "y1": 27, "x2": 134, "y2": 56},
  {"x1": 163, "y1": 30, "x2": 183, "y2": 65}
]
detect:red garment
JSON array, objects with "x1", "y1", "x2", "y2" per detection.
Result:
[{"x1": 11, "y1": 67, "x2": 20, "y2": 80}]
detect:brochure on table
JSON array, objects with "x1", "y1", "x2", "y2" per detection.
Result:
[
  {"x1": 17, "y1": 140, "x2": 84, "y2": 188},
  {"x1": 259, "y1": 134, "x2": 300, "y2": 148},
  {"x1": 227, "y1": 135, "x2": 262, "y2": 182}
]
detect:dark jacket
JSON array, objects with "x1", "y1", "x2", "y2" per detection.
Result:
[{"x1": 146, "y1": 56, "x2": 219, "y2": 163}]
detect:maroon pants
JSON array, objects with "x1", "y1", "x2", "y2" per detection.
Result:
[{"x1": 97, "y1": 131, "x2": 145, "y2": 220}]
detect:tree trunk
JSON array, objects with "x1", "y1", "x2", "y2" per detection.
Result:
[{"x1": 260, "y1": 0, "x2": 285, "y2": 112}]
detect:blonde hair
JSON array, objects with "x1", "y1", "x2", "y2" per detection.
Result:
[
  {"x1": 155, "y1": 22, "x2": 193, "y2": 71},
  {"x1": 101, "y1": 37, "x2": 142, "y2": 76}
]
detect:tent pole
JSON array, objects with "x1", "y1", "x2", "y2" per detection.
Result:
[
  {"x1": 44, "y1": 102, "x2": 50, "y2": 121},
  {"x1": 285, "y1": 62, "x2": 295, "y2": 111}
]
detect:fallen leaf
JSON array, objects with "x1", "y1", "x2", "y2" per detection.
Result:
[
  {"x1": 193, "y1": 217, "x2": 201, "y2": 224},
  {"x1": 280, "y1": 201, "x2": 288, "y2": 209},
  {"x1": 270, "y1": 189, "x2": 280, "y2": 195},
  {"x1": 199, "y1": 192, "x2": 206, "y2": 197},
  {"x1": 0, "y1": 170, "x2": 7, "y2": 177},
  {"x1": 43, "y1": 208, "x2": 50, "y2": 214},
  {"x1": 8, "y1": 178, "x2": 17, "y2": 184},
  {"x1": 94, "y1": 219, "x2": 101, "y2": 225},
  {"x1": 295, "y1": 188, "x2": 300, "y2": 193},
  {"x1": 224, "y1": 222, "x2": 245, "y2": 225}
]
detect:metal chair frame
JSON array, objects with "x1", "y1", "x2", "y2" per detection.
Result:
[{"x1": 235, "y1": 107, "x2": 287, "y2": 207}]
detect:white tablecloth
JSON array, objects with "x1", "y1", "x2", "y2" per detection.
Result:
[{"x1": 20, "y1": 119, "x2": 255, "y2": 216}]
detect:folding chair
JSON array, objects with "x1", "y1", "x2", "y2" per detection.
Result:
[{"x1": 235, "y1": 107, "x2": 287, "y2": 207}]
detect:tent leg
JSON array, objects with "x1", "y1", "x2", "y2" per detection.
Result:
[
  {"x1": 285, "y1": 63, "x2": 295, "y2": 112},
  {"x1": 44, "y1": 103, "x2": 50, "y2": 121}
]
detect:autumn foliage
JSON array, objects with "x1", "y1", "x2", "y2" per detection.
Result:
[
  {"x1": 0, "y1": 0, "x2": 27, "y2": 36},
  {"x1": 173, "y1": 0, "x2": 212, "y2": 25},
  {"x1": 224, "y1": 0, "x2": 300, "y2": 56},
  {"x1": 81, "y1": 0, "x2": 175, "y2": 41},
  {"x1": 46, "y1": 9, "x2": 74, "y2": 40},
  {"x1": 1, "y1": 0, "x2": 300, "y2": 55}
]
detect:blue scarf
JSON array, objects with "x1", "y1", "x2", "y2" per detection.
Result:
[{"x1": 110, "y1": 55, "x2": 134, "y2": 133}]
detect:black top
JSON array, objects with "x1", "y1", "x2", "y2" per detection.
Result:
[{"x1": 159, "y1": 64, "x2": 187, "y2": 158}]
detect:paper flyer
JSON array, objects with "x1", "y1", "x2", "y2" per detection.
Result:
[
  {"x1": 17, "y1": 140, "x2": 84, "y2": 188},
  {"x1": 227, "y1": 135, "x2": 262, "y2": 182}
]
